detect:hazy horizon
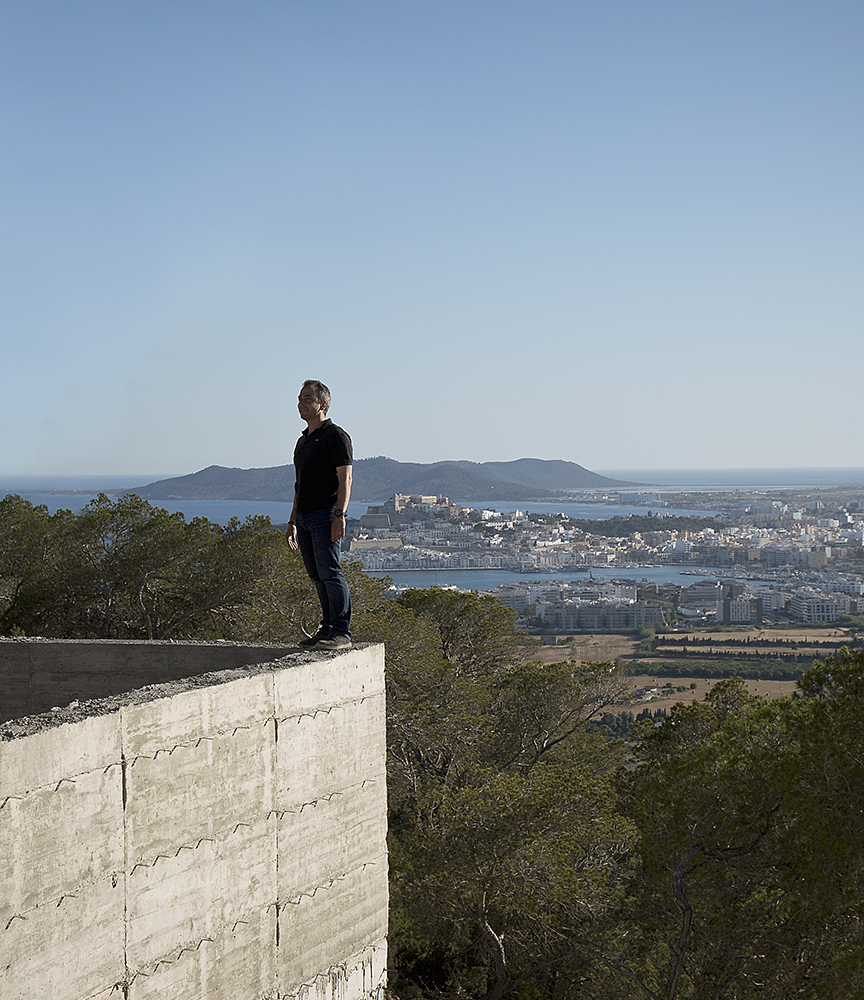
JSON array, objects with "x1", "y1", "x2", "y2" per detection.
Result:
[{"x1": 3, "y1": 465, "x2": 864, "y2": 493}]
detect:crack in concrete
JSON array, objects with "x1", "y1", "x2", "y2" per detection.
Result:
[
  {"x1": 298, "y1": 791, "x2": 342, "y2": 811},
  {"x1": 2, "y1": 760, "x2": 123, "y2": 804},
  {"x1": 129, "y1": 837, "x2": 217, "y2": 873},
  {"x1": 270, "y1": 774, "x2": 382, "y2": 819},
  {"x1": 126, "y1": 815, "x2": 263, "y2": 872},
  {"x1": 123, "y1": 904, "x2": 276, "y2": 983},
  {"x1": 277, "y1": 856, "x2": 385, "y2": 908},
  {"x1": 127, "y1": 718, "x2": 268, "y2": 765},
  {"x1": 277, "y1": 693, "x2": 376, "y2": 727},
  {"x1": 128, "y1": 936, "x2": 216, "y2": 980},
  {"x1": 2, "y1": 869, "x2": 124, "y2": 930},
  {"x1": 1, "y1": 764, "x2": 117, "y2": 804}
]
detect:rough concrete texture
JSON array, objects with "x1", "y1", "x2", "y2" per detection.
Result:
[
  {"x1": 285, "y1": 943, "x2": 388, "y2": 1000},
  {"x1": 0, "y1": 638, "x2": 299, "y2": 725},
  {"x1": 0, "y1": 641, "x2": 388, "y2": 1000}
]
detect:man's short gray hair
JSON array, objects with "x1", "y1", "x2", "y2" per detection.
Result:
[{"x1": 302, "y1": 379, "x2": 331, "y2": 414}]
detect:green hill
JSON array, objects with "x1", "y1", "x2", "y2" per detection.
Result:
[{"x1": 133, "y1": 457, "x2": 638, "y2": 503}]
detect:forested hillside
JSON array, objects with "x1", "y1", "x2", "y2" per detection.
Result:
[{"x1": 2, "y1": 493, "x2": 862, "y2": 999}]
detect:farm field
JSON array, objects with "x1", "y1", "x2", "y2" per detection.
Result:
[
  {"x1": 519, "y1": 626, "x2": 860, "y2": 712},
  {"x1": 525, "y1": 634, "x2": 639, "y2": 665},
  {"x1": 664, "y1": 627, "x2": 848, "y2": 643},
  {"x1": 623, "y1": 674, "x2": 799, "y2": 714},
  {"x1": 523, "y1": 626, "x2": 857, "y2": 666},
  {"x1": 652, "y1": 626, "x2": 852, "y2": 657}
]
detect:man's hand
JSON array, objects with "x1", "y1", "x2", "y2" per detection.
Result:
[
  {"x1": 285, "y1": 524, "x2": 298, "y2": 550},
  {"x1": 331, "y1": 514, "x2": 345, "y2": 543}
]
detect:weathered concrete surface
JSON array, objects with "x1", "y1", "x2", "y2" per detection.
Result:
[
  {"x1": 0, "y1": 638, "x2": 298, "y2": 724},
  {"x1": 284, "y1": 942, "x2": 388, "y2": 1000},
  {"x1": 0, "y1": 641, "x2": 387, "y2": 1000},
  {"x1": 2, "y1": 877, "x2": 124, "y2": 1000}
]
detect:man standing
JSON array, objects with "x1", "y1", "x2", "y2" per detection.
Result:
[{"x1": 285, "y1": 379, "x2": 353, "y2": 649}]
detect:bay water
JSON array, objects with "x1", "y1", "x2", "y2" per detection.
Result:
[{"x1": 2, "y1": 493, "x2": 718, "y2": 526}]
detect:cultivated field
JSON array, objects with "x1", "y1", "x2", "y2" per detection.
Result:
[
  {"x1": 653, "y1": 626, "x2": 851, "y2": 657},
  {"x1": 525, "y1": 634, "x2": 639, "y2": 665},
  {"x1": 519, "y1": 624, "x2": 859, "y2": 713},
  {"x1": 622, "y1": 674, "x2": 799, "y2": 713}
]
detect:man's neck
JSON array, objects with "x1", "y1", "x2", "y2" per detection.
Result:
[{"x1": 304, "y1": 414, "x2": 328, "y2": 434}]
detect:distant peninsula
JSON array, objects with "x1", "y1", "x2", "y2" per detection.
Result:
[{"x1": 132, "y1": 458, "x2": 639, "y2": 504}]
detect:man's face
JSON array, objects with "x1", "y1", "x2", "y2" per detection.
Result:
[{"x1": 298, "y1": 385, "x2": 325, "y2": 421}]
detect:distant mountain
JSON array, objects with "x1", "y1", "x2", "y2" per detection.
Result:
[
  {"x1": 134, "y1": 465, "x2": 297, "y2": 501},
  {"x1": 133, "y1": 457, "x2": 638, "y2": 503},
  {"x1": 447, "y1": 458, "x2": 633, "y2": 491},
  {"x1": 352, "y1": 457, "x2": 637, "y2": 499}
]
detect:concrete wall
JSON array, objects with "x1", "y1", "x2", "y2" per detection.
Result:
[{"x1": 0, "y1": 641, "x2": 388, "y2": 1000}]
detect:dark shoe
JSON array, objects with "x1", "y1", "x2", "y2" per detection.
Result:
[
  {"x1": 315, "y1": 633, "x2": 352, "y2": 650},
  {"x1": 298, "y1": 626, "x2": 331, "y2": 648}
]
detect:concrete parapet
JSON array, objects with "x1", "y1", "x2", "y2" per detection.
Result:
[
  {"x1": 0, "y1": 638, "x2": 299, "y2": 725},
  {"x1": 0, "y1": 640, "x2": 387, "y2": 1000}
]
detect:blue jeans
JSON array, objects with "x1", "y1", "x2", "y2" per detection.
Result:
[{"x1": 295, "y1": 508, "x2": 351, "y2": 637}]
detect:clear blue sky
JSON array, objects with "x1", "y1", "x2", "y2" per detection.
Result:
[{"x1": 2, "y1": 0, "x2": 862, "y2": 477}]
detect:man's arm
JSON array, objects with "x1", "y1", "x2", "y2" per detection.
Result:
[
  {"x1": 332, "y1": 465, "x2": 352, "y2": 542},
  {"x1": 285, "y1": 495, "x2": 299, "y2": 550}
]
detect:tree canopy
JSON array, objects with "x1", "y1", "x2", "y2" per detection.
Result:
[{"x1": 0, "y1": 493, "x2": 299, "y2": 639}]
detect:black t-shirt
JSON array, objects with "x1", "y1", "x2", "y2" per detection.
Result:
[{"x1": 293, "y1": 419, "x2": 353, "y2": 513}]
